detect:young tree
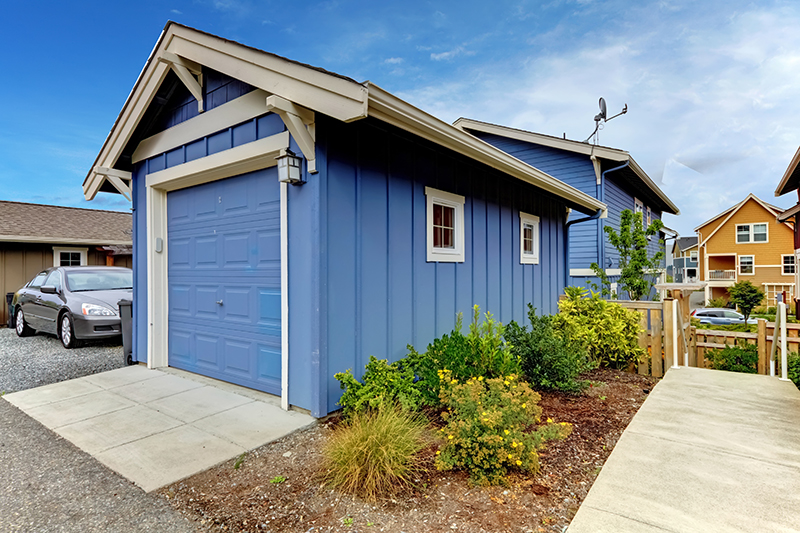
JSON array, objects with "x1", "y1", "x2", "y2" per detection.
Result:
[
  {"x1": 590, "y1": 209, "x2": 664, "y2": 301},
  {"x1": 727, "y1": 281, "x2": 765, "y2": 323}
]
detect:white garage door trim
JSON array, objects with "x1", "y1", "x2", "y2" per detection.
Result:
[{"x1": 145, "y1": 130, "x2": 290, "y2": 409}]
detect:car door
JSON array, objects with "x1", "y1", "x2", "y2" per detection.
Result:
[
  {"x1": 37, "y1": 270, "x2": 65, "y2": 334},
  {"x1": 20, "y1": 271, "x2": 48, "y2": 329},
  {"x1": 723, "y1": 310, "x2": 744, "y2": 325}
]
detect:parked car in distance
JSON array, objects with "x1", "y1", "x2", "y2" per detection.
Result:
[
  {"x1": 11, "y1": 266, "x2": 132, "y2": 348},
  {"x1": 691, "y1": 308, "x2": 758, "y2": 326}
]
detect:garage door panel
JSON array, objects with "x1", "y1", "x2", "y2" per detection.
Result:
[{"x1": 168, "y1": 168, "x2": 281, "y2": 396}]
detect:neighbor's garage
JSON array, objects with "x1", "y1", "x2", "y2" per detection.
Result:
[{"x1": 167, "y1": 168, "x2": 282, "y2": 395}]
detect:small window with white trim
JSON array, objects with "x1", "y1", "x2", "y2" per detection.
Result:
[
  {"x1": 53, "y1": 247, "x2": 87, "y2": 267},
  {"x1": 634, "y1": 198, "x2": 644, "y2": 216},
  {"x1": 689, "y1": 250, "x2": 698, "y2": 262},
  {"x1": 783, "y1": 255, "x2": 795, "y2": 275},
  {"x1": 739, "y1": 255, "x2": 754, "y2": 275},
  {"x1": 646, "y1": 206, "x2": 651, "y2": 227},
  {"x1": 519, "y1": 212, "x2": 540, "y2": 265},
  {"x1": 425, "y1": 187, "x2": 465, "y2": 262}
]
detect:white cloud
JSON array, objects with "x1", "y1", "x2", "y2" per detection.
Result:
[
  {"x1": 170, "y1": 9, "x2": 182, "y2": 15},
  {"x1": 384, "y1": 57, "x2": 404, "y2": 65}
]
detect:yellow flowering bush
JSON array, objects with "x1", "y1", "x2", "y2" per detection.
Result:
[{"x1": 434, "y1": 372, "x2": 572, "y2": 485}]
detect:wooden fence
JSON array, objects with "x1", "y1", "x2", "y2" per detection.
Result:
[{"x1": 616, "y1": 298, "x2": 794, "y2": 377}]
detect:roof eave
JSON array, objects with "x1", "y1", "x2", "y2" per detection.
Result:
[
  {"x1": 775, "y1": 146, "x2": 800, "y2": 197},
  {"x1": 627, "y1": 158, "x2": 680, "y2": 215}
]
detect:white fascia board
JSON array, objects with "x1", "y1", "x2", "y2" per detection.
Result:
[
  {"x1": 0, "y1": 236, "x2": 131, "y2": 246},
  {"x1": 627, "y1": 157, "x2": 680, "y2": 215},
  {"x1": 367, "y1": 86, "x2": 607, "y2": 217},
  {"x1": 166, "y1": 29, "x2": 368, "y2": 123},
  {"x1": 146, "y1": 131, "x2": 289, "y2": 191},
  {"x1": 453, "y1": 118, "x2": 629, "y2": 161},
  {"x1": 132, "y1": 89, "x2": 271, "y2": 163},
  {"x1": 776, "y1": 145, "x2": 800, "y2": 196}
]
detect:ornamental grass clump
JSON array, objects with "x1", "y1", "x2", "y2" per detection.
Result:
[
  {"x1": 434, "y1": 372, "x2": 571, "y2": 486},
  {"x1": 322, "y1": 407, "x2": 428, "y2": 501}
]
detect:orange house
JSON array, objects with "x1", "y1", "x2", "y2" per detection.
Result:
[{"x1": 696, "y1": 194, "x2": 795, "y2": 306}]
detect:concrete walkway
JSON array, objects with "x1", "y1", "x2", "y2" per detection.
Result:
[
  {"x1": 4, "y1": 365, "x2": 315, "y2": 492},
  {"x1": 568, "y1": 367, "x2": 800, "y2": 532}
]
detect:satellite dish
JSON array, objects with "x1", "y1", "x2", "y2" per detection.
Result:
[{"x1": 596, "y1": 97, "x2": 607, "y2": 122}]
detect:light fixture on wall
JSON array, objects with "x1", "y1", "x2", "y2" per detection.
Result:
[{"x1": 276, "y1": 149, "x2": 304, "y2": 185}]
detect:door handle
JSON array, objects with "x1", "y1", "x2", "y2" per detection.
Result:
[{"x1": 216, "y1": 300, "x2": 224, "y2": 306}]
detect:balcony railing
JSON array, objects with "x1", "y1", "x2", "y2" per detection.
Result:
[{"x1": 708, "y1": 269, "x2": 736, "y2": 280}]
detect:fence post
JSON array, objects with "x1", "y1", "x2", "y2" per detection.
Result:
[
  {"x1": 638, "y1": 310, "x2": 648, "y2": 375},
  {"x1": 690, "y1": 326, "x2": 698, "y2": 367},
  {"x1": 780, "y1": 302, "x2": 789, "y2": 381},
  {"x1": 652, "y1": 309, "x2": 663, "y2": 378},
  {"x1": 757, "y1": 319, "x2": 767, "y2": 375},
  {"x1": 663, "y1": 299, "x2": 674, "y2": 370}
]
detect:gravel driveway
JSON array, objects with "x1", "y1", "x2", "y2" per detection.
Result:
[
  {"x1": 0, "y1": 327, "x2": 126, "y2": 393},
  {"x1": 0, "y1": 327, "x2": 202, "y2": 532}
]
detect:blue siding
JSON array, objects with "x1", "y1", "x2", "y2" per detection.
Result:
[
  {"x1": 604, "y1": 176, "x2": 665, "y2": 270},
  {"x1": 321, "y1": 118, "x2": 569, "y2": 415}
]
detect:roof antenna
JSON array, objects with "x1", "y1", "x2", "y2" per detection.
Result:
[{"x1": 584, "y1": 97, "x2": 627, "y2": 144}]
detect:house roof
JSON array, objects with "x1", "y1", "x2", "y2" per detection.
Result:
[
  {"x1": 452, "y1": 118, "x2": 680, "y2": 215},
  {"x1": 675, "y1": 236, "x2": 698, "y2": 252},
  {"x1": 775, "y1": 145, "x2": 800, "y2": 197},
  {"x1": 694, "y1": 193, "x2": 790, "y2": 245},
  {"x1": 0, "y1": 201, "x2": 131, "y2": 245},
  {"x1": 82, "y1": 22, "x2": 607, "y2": 217}
]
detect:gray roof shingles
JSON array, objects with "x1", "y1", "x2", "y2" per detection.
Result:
[{"x1": 0, "y1": 201, "x2": 131, "y2": 244}]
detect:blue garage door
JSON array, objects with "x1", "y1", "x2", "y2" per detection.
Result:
[{"x1": 167, "y1": 168, "x2": 281, "y2": 395}]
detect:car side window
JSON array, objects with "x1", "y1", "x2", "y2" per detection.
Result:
[
  {"x1": 44, "y1": 271, "x2": 63, "y2": 292},
  {"x1": 30, "y1": 272, "x2": 48, "y2": 288},
  {"x1": 723, "y1": 311, "x2": 741, "y2": 319},
  {"x1": 695, "y1": 312, "x2": 707, "y2": 317}
]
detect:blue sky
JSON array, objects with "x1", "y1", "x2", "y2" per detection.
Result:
[{"x1": 2, "y1": 0, "x2": 800, "y2": 236}]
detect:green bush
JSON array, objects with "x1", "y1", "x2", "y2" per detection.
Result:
[
  {"x1": 555, "y1": 287, "x2": 645, "y2": 369},
  {"x1": 335, "y1": 356, "x2": 422, "y2": 418},
  {"x1": 707, "y1": 296, "x2": 729, "y2": 308},
  {"x1": 706, "y1": 342, "x2": 758, "y2": 373},
  {"x1": 505, "y1": 304, "x2": 594, "y2": 393},
  {"x1": 407, "y1": 306, "x2": 521, "y2": 407},
  {"x1": 322, "y1": 407, "x2": 428, "y2": 501},
  {"x1": 435, "y1": 373, "x2": 571, "y2": 485},
  {"x1": 787, "y1": 352, "x2": 800, "y2": 389}
]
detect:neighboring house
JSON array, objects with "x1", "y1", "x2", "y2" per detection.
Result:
[
  {"x1": 80, "y1": 23, "x2": 608, "y2": 418},
  {"x1": 696, "y1": 194, "x2": 794, "y2": 306},
  {"x1": 774, "y1": 146, "x2": 800, "y2": 311},
  {"x1": 672, "y1": 236, "x2": 698, "y2": 283},
  {"x1": 0, "y1": 201, "x2": 132, "y2": 326},
  {"x1": 453, "y1": 119, "x2": 679, "y2": 298}
]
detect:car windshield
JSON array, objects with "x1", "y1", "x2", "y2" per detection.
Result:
[{"x1": 65, "y1": 271, "x2": 133, "y2": 292}]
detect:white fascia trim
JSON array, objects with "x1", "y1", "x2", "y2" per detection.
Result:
[
  {"x1": 133, "y1": 89, "x2": 271, "y2": 163},
  {"x1": 0, "y1": 236, "x2": 131, "y2": 246},
  {"x1": 776, "y1": 145, "x2": 800, "y2": 196},
  {"x1": 519, "y1": 212, "x2": 540, "y2": 265},
  {"x1": 368, "y1": 85, "x2": 607, "y2": 217},
  {"x1": 696, "y1": 193, "x2": 787, "y2": 239},
  {"x1": 146, "y1": 131, "x2": 289, "y2": 191},
  {"x1": 52, "y1": 247, "x2": 88, "y2": 267},
  {"x1": 146, "y1": 186, "x2": 169, "y2": 369},
  {"x1": 426, "y1": 187, "x2": 465, "y2": 263},
  {"x1": 628, "y1": 157, "x2": 680, "y2": 215}
]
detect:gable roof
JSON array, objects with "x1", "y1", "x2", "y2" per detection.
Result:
[
  {"x1": 82, "y1": 22, "x2": 607, "y2": 217},
  {"x1": 775, "y1": 145, "x2": 800, "y2": 197},
  {"x1": 0, "y1": 201, "x2": 131, "y2": 245},
  {"x1": 452, "y1": 118, "x2": 679, "y2": 215},
  {"x1": 695, "y1": 193, "x2": 789, "y2": 245},
  {"x1": 675, "y1": 236, "x2": 698, "y2": 252}
]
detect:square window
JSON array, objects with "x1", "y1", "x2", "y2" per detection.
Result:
[
  {"x1": 426, "y1": 187, "x2": 465, "y2": 262},
  {"x1": 753, "y1": 223, "x2": 768, "y2": 242},
  {"x1": 783, "y1": 255, "x2": 795, "y2": 275},
  {"x1": 739, "y1": 255, "x2": 754, "y2": 275},
  {"x1": 520, "y1": 212, "x2": 540, "y2": 265},
  {"x1": 736, "y1": 224, "x2": 750, "y2": 243}
]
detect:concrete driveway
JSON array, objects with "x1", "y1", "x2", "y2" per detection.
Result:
[{"x1": 4, "y1": 365, "x2": 315, "y2": 492}]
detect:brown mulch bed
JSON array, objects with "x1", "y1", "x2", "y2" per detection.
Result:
[{"x1": 160, "y1": 369, "x2": 657, "y2": 533}]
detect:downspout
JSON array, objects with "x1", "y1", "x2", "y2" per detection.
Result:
[
  {"x1": 598, "y1": 160, "x2": 631, "y2": 274},
  {"x1": 565, "y1": 208, "x2": 604, "y2": 286}
]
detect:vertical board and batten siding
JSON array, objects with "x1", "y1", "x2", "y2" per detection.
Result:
[
  {"x1": 321, "y1": 118, "x2": 569, "y2": 415},
  {"x1": 130, "y1": 110, "x2": 288, "y2": 365},
  {"x1": 603, "y1": 175, "x2": 664, "y2": 269},
  {"x1": 469, "y1": 132, "x2": 599, "y2": 272}
]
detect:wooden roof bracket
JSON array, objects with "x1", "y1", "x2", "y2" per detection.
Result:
[
  {"x1": 94, "y1": 166, "x2": 133, "y2": 201},
  {"x1": 158, "y1": 51, "x2": 204, "y2": 113},
  {"x1": 266, "y1": 95, "x2": 317, "y2": 174}
]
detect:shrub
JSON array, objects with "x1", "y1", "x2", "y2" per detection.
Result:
[
  {"x1": 706, "y1": 342, "x2": 758, "y2": 373},
  {"x1": 434, "y1": 372, "x2": 571, "y2": 486},
  {"x1": 334, "y1": 356, "x2": 422, "y2": 418},
  {"x1": 707, "y1": 296, "x2": 729, "y2": 308},
  {"x1": 505, "y1": 304, "x2": 594, "y2": 393},
  {"x1": 787, "y1": 352, "x2": 800, "y2": 389},
  {"x1": 322, "y1": 407, "x2": 428, "y2": 501},
  {"x1": 555, "y1": 287, "x2": 645, "y2": 369},
  {"x1": 407, "y1": 306, "x2": 521, "y2": 407}
]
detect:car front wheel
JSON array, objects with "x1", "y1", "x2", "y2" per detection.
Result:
[
  {"x1": 59, "y1": 313, "x2": 80, "y2": 349},
  {"x1": 15, "y1": 307, "x2": 34, "y2": 337}
]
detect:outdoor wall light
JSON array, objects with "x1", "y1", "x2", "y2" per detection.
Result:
[{"x1": 276, "y1": 149, "x2": 304, "y2": 185}]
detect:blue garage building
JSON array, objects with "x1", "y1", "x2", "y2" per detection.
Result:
[{"x1": 83, "y1": 23, "x2": 608, "y2": 417}]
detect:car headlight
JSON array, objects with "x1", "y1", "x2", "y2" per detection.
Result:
[{"x1": 81, "y1": 303, "x2": 116, "y2": 316}]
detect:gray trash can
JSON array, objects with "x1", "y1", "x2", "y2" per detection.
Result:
[
  {"x1": 6, "y1": 293, "x2": 14, "y2": 328},
  {"x1": 118, "y1": 299, "x2": 134, "y2": 365}
]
